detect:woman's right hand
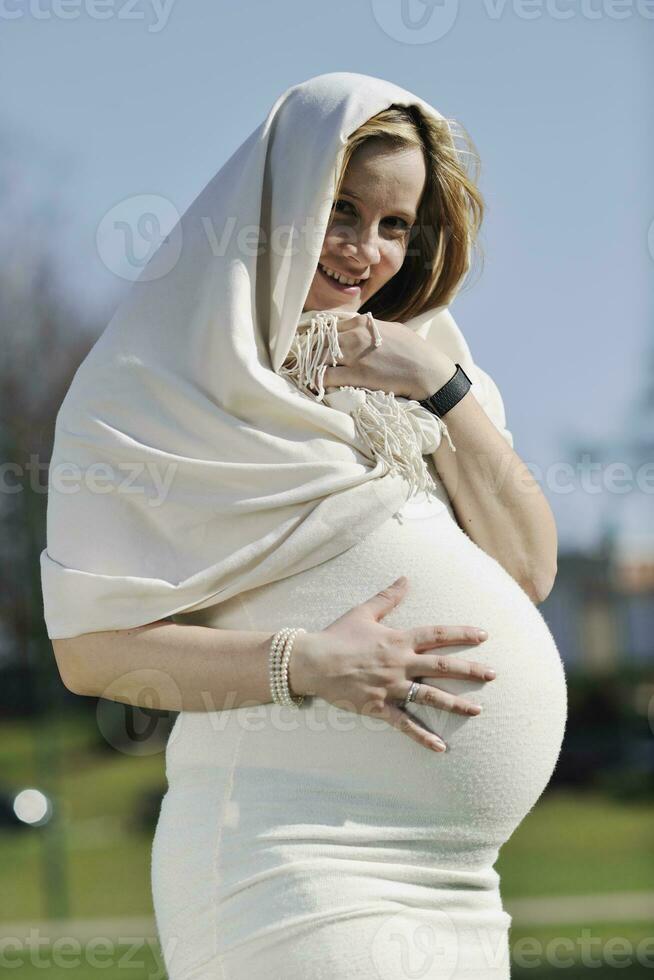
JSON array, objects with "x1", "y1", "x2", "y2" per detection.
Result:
[{"x1": 289, "y1": 575, "x2": 496, "y2": 753}]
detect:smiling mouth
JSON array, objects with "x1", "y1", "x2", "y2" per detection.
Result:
[{"x1": 318, "y1": 262, "x2": 366, "y2": 289}]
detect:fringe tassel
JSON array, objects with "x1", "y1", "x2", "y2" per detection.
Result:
[
  {"x1": 348, "y1": 387, "x2": 436, "y2": 498},
  {"x1": 279, "y1": 310, "x2": 344, "y2": 402},
  {"x1": 428, "y1": 409, "x2": 457, "y2": 453},
  {"x1": 279, "y1": 310, "x2": 455, "y2": 497}
]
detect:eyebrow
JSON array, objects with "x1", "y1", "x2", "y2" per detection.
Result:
[{"x1": 339, "y1": 186, "x2": 417, "y2": 223}]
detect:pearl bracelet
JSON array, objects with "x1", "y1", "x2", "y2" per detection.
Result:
[{"x1": 269, "y1": 627, "x2": 306, "y2": 707}]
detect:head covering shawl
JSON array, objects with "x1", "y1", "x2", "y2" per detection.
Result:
[{"x1": 40, "y1": 71, "x2": 513, "y2": 639}]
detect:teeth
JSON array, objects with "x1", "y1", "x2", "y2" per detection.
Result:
[{"x1": 320, "y1": 263, "x2": 362, "y2": 286}]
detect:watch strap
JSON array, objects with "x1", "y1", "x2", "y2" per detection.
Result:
[{"x1": 418, "y1": 363, "x2": 472, "y2": 418}]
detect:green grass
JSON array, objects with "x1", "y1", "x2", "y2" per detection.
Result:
[
  {"x1": 497, "y1": 787, "x2": 654, "y2": 897},
  {"x1": 510, "y1": 921, "x2": 654, "y2": 957},
  {"x1": 510, "y1": 921, "x2": 654, "y2": 979},
  {"x1": 1, "y1": 711, "x2": 652, "y2": 924},
  {"x1": 0, "y1": 710, "x2": 166, "y2": 920}
]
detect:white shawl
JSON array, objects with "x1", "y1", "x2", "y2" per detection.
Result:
[{"x1": 40, "y1": 71, "x2": 513, "y2": 639}]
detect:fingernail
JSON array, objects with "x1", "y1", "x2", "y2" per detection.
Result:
[
  {"x1": 484, "y1": 669, "x2": 496, "y2": 680},
  {"x1": 431, "y1": 737, "x2": 447, "y2": 751},
  {"x1": 477, "y1": 629, "x2": 488, "y2": 641}
]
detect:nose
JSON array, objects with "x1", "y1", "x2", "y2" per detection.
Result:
[{"x1": 342, "y1": 227, "x2": 382, "y2": 268}]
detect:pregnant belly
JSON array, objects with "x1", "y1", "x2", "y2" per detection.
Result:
[{"x1": 167, "y1": 490, "x2": 568, "y2": 850}]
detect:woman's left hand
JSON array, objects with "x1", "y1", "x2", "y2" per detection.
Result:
[{"x1": 321, "y1": 313, "x2": 456, "y2": 401}]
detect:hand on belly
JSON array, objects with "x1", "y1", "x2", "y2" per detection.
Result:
[{"x1": 289, "y1": 574, "x2": 497, "y2": 754}]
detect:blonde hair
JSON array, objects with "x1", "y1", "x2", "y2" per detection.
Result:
[{"x1": 332, "y1": 103, "x2": 484, "y2": 322}]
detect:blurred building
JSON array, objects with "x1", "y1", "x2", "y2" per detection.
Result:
[
  {"x1": 545, "y1": 346, "x2": 654, "y2": 675},
  {"x1": 542, "y1": 528, "x2": 654, "y2": 673}
]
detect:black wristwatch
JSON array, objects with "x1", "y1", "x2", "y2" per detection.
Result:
[{"x1": 418, "y1": 363, "x2": 472, "y2": 418}]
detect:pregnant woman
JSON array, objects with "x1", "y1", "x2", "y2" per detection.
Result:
[{"x1": 42, "y1": 72, "x2": 567, "y2": 979}]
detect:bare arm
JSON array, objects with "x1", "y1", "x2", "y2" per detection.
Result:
[
  {"x1": 50, "y1": 577, "x2": 499, "y2": 754},
  {"x1": 415, "y1": 354, "x2": 558, "y2": 604},
  {"x1": 319, "y1": 316, "x2": 557, "y2": 605},
  {"x1": 52, "y1": 618, "x2": 313, "y2": 712},
  {"x1": 430, "y1": 388, "x2": 558, "y2": 603}
]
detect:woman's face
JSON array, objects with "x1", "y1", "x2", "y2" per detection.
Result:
[{"x1": 302, "y1": 141, "x2": 427, "y2": 315}]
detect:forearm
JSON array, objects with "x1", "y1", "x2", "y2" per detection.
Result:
[
  {"x1": 427, "y1": 380, "x2": 557, "y2": 599},
  {"x1": 432, "y1": 398, "x2": 558, "y2": 596},
  {"x1": 54, "y1": 620, "x2": 317, "y2": 712}
]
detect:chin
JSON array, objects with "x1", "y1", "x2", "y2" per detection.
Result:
[
  {"x1": 303, "y1": 298, "x2": 357, "y2": 314},
  {"x1": 303, "y1": 303, "x2": 360, "y2": 316}
]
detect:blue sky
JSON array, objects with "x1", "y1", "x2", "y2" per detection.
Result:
[{"x1": 2, "y1": 0, "x2": 652, "y2": 549}]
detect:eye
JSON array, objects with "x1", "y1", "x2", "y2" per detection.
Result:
[
  {"x1": 383, "y1": 216, "x2": 410, "y2": 232},
  {"x1": 331, "y1": 199, "x2": 411, "y2": 234}
]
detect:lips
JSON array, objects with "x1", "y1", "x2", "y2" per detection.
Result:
[{"x1": 318, "y1": 263, "x2": 366, "y2": 289}]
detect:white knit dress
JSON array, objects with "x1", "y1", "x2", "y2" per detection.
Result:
[{"x1": 150, "y1": 453, "x2": 568, "y2": 980}]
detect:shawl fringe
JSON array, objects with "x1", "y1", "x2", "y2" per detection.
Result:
[{"x1": 279, "y1": 310, "x2": 456, "y2": 498}]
